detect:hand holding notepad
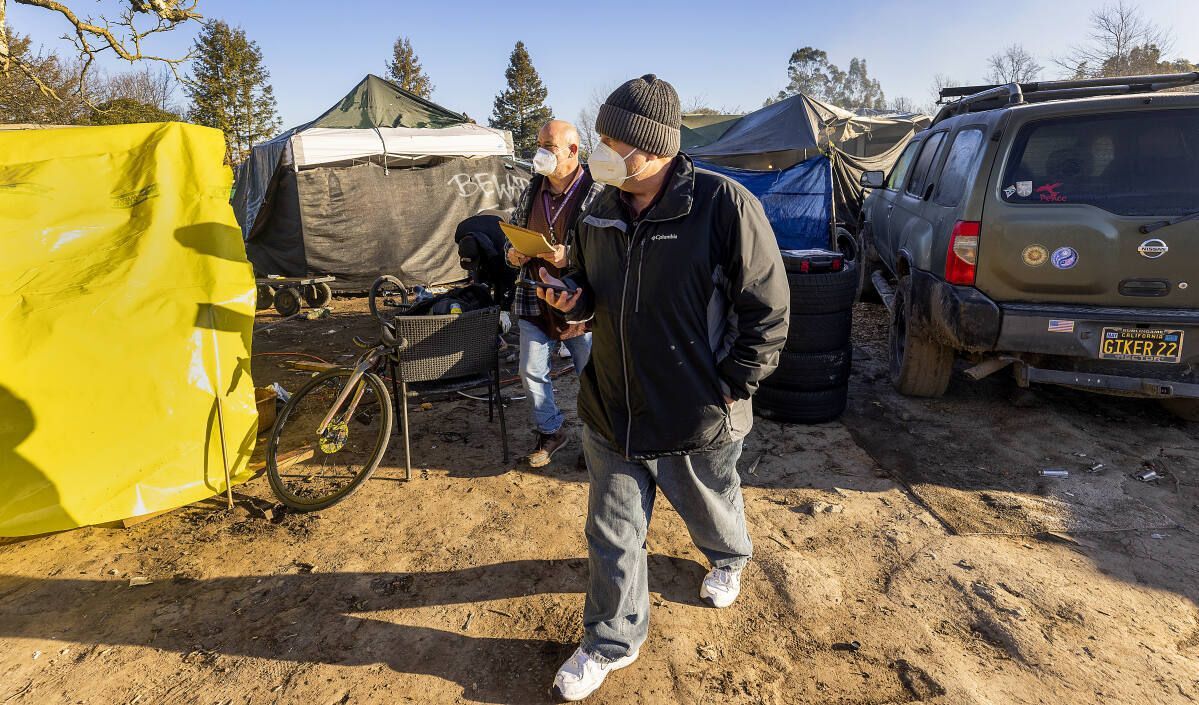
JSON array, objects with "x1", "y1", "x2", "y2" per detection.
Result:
[{"x1": 500, "y1": 222, "x2": 556, "y2": 257}]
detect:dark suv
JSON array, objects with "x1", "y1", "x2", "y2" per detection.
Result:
[{"x1": 859, "y1": 72, "x2": 1199, "y2": 420}]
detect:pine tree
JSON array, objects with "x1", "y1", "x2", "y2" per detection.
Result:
[
  {"x1": 185, "y1": 20, "x2": 281, "y2": 164},
  {"x1": 489, "y1": 41, "x2": 552, "y2": 159},
  {"x1": 386, "y1": 36, "x2": 434, "y2": 98}
]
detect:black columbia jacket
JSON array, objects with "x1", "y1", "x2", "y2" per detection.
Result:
[{"x1": 564, "y1": 155, "x2": 789, "y2": 459}]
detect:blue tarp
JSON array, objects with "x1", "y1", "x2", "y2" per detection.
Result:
[{"x1": 696, "y1": 157, "x2": 832, "y2": 250}]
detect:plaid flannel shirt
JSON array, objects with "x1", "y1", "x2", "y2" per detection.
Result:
[{"x1": 507, "y1": 168, "x2": 606, "y2": 318}]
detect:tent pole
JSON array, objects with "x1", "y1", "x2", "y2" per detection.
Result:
[
  {"x1": 207, "y1": 305, "x2": 235, "y2": 510},
  {"x1": 827, "y1": 148, "x2": 838, "y2": 249}
]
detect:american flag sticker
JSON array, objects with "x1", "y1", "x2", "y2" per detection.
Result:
[{"x1": 1048, "y1": 320, "x2": 1076, "y2": 333}]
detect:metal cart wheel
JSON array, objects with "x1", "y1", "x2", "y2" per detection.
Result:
[
  {"x1": 256, "y1": 284, "x2": 275, "y2": 311},
  {"x1": 303, "y1": 282, "x2": 333, "y2": 308},
  {"x1": 274, "y1": 287, "x2": 302, "y2": 317}
]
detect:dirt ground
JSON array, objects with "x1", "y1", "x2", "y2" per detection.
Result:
[{"x1": 2, "y1": 297, "x2": 1197, "y2": 705}]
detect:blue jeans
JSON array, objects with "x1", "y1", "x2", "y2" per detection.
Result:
[
  {"x1": 580, "y1": 425, "x2": 752, "y2": 662},
  {"x1": 518, "y1": 318, "x2": 592, "y2": 435}
]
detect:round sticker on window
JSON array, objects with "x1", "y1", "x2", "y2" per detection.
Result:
[
  {"x1": 1022, "y1": 245, "x2": 1049, "y2": 267},
  {"x1": 1051, "y1": 247, "x2": 1078, "y2": 270}
]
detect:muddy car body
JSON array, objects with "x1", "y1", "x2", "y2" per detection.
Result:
[{"x1": 859, "y1": 72, "x2": 1199, "y2": 419}]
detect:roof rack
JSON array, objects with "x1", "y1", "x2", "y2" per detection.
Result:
[{"x1": 931, "y1": 71, "x2": 1199, "y2": 125}]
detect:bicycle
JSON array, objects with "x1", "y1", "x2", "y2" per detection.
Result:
[{"x1": 265, "y1": 277, "x2": 411, "y2": 511}]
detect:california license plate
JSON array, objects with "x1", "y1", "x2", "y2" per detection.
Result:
[{"x1": 1098, "y1": 327, "x2": 1184, "y2": 364}]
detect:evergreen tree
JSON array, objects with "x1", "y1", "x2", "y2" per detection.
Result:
[
  {"x1": 770, "y1": 46, "x2": 887, "y2": 112},
  {"x1": 489, "y1": 41, "x2": 552, "y2": 158},
  {"x1": 185, "y1": 20, "x2": 281, "y2": 164},
  {"x1": 386, "y1": 36, "x2": 434, "y2": 98}
]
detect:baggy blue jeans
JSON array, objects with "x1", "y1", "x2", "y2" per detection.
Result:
[
  {"x1": 518, "y1": 318, "x2": 592, "y2": 435},
  {"x1": 579, "y1": 424, "x2": 752, "y2": 661}
]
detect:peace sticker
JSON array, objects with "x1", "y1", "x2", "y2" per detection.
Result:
[{"x1": 1051, "y1": 247, "x2": 1079, "y2": 270}]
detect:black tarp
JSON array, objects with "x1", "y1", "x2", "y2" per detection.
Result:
[{"x1": 245, "y1": 156, "x2": 530, "y2": 290}]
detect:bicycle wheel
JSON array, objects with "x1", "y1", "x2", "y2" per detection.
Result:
[
  {"x1": 368, "y1": 275, "x2": 409, "y2": 326},
  {"x1": 267, "y1": 368, "x2": 393, "y2": 511}
]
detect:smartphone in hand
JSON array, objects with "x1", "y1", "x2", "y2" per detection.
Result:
[{"x1": 526, "y1": 277, "x2": 577, "y2": 294}]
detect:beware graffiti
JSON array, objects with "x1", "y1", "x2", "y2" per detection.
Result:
[{"x1": 447, "y1": 172, "x2": 530, "y2": 202}]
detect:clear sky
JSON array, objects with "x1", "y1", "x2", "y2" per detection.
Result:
[{"x1": 9, "y1": 0, "x2": 1199, "y2": 129}]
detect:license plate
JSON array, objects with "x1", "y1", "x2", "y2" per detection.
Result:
[{"x1": 1098, "y1": 327, "x2": 1185, "y2": 364}]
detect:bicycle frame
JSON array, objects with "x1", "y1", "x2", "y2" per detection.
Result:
[{"x1": 315, "y1": 345, "x2": 388, "y2": 434}]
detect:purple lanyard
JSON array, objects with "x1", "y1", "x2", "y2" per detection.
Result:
[{"x1": 541, "y1": 173, "x2": 584, "y2": 241}]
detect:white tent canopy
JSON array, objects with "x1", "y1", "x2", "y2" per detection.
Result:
[{"x1": 290, "y1": 124, "x2": 512, "y2": 168}]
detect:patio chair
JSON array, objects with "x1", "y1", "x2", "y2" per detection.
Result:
[{"x1": 385, "y1": 306, "x2": 509, "y2": 480}]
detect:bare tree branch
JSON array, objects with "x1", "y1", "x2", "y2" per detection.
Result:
[
  {"x1": 929, "y1": 73, "x2": 962, "y2": 104},
  {"x1": 1, "y1": 0, "x2": 201, "y2": 104},
  {"x1": 1053, "y1": 0, "x2": 1174, "y2": 78},
  {"x1": 985, "y1": 44, "x2": 1043, "y2": 84}
]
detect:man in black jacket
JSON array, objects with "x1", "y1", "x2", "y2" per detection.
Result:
[{"x1": 538, "y1": 75, "x2": 789, "y2": 701}]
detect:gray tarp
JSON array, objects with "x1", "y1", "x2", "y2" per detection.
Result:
[
  {"x1": 245, "y1": 156, "x2": 530, "y2": 291},
  {"x1": 690, "y1": 94, "x2": 929, "y2": 169},
  {"x1": 232, "y1": 75, "x2": 526, "y2": 290},
  {"x1": 687, "y1": 93, "x2": 929, "y2": 230},
  {"x1": 232, "y1": 74, "x2": 470, "y2": 241}
]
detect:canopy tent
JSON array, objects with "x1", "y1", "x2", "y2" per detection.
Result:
[
  {"x1": 291, "y1": 124, "x2": 510, "y2": 168},
  {"x1": 689, "y1": 94, "x2": 928, "y2": 249},
  {"x1": 232, "y1": 75, "x2": 528, "y2": 290},
  {"x1": 689, "y1": 94, "x2": 928, "y2": 169}
]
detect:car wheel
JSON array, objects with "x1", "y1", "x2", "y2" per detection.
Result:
[
  {"x1": 889, "y1": 275, "x2": 953, "y2": 397},
  {"x1": 1160, "y1": 398, "x2": 1199, "y2": 422}
]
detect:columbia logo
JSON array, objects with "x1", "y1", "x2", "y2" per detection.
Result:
[{"x1": 651, "y1": 234, "x2": 678, "y2": 241}]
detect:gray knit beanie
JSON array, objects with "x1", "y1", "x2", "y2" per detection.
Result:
[{"x1": 595, "y1": 74, "x2": 681, "y2": 158}]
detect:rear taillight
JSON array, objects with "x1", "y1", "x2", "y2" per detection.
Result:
[{"x1": 945, "y1": 220, "x2": 980, "y2": 285}]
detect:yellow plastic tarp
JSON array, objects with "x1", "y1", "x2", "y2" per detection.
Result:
[{"x1": 0, "y1": 122, "x2": 257, "y2": 536}]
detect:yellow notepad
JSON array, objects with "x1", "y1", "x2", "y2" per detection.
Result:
[{"x1": 500, "y1": 222, "x2": 556, "y2": 257}]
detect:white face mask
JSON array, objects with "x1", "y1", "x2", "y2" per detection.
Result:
[
  {"x1": 532, "y1": 147, "x2": 558, "y2": 176},
  {"x1": 588, "y1": 141, "x2": 651, "y2": 188}
]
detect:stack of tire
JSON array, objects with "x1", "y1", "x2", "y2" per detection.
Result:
[{"x1": 755, "y1": 248, "x2": 858, "y2": 424}]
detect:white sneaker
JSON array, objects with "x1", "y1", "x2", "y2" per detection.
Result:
[
  {"x1": 552, "y1": 646, "x2": 638, "y2": 701},
  {"x1": 699, "y1": 566, "x2": 743, "y2": 608}
]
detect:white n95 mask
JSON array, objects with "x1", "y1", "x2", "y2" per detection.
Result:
[
  {"x1": 588, "y1": 141, "x2": 650, "y2": 188},
  {"x1": 532, "y1": 148, "x2": 558, "y2": 176}
]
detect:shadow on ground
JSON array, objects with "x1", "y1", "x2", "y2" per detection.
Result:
[{"x1": 0, "y1": 554, "x2": 707, "y2": 705}]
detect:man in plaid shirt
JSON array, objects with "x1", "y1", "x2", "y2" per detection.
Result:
[{"x1": 506, "y1": 120, "x2": 606, "y2": 467}]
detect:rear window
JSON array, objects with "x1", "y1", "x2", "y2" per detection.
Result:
[
  {"x1": 906, "y1": 131, "x2": 946, "y2": 198},
  {"x1": 1000, "y1": 108, "x2": 1199, "y2": 216},
  {"x1": 934, "y1": 128, "x2": 986, "y2": 207}
]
